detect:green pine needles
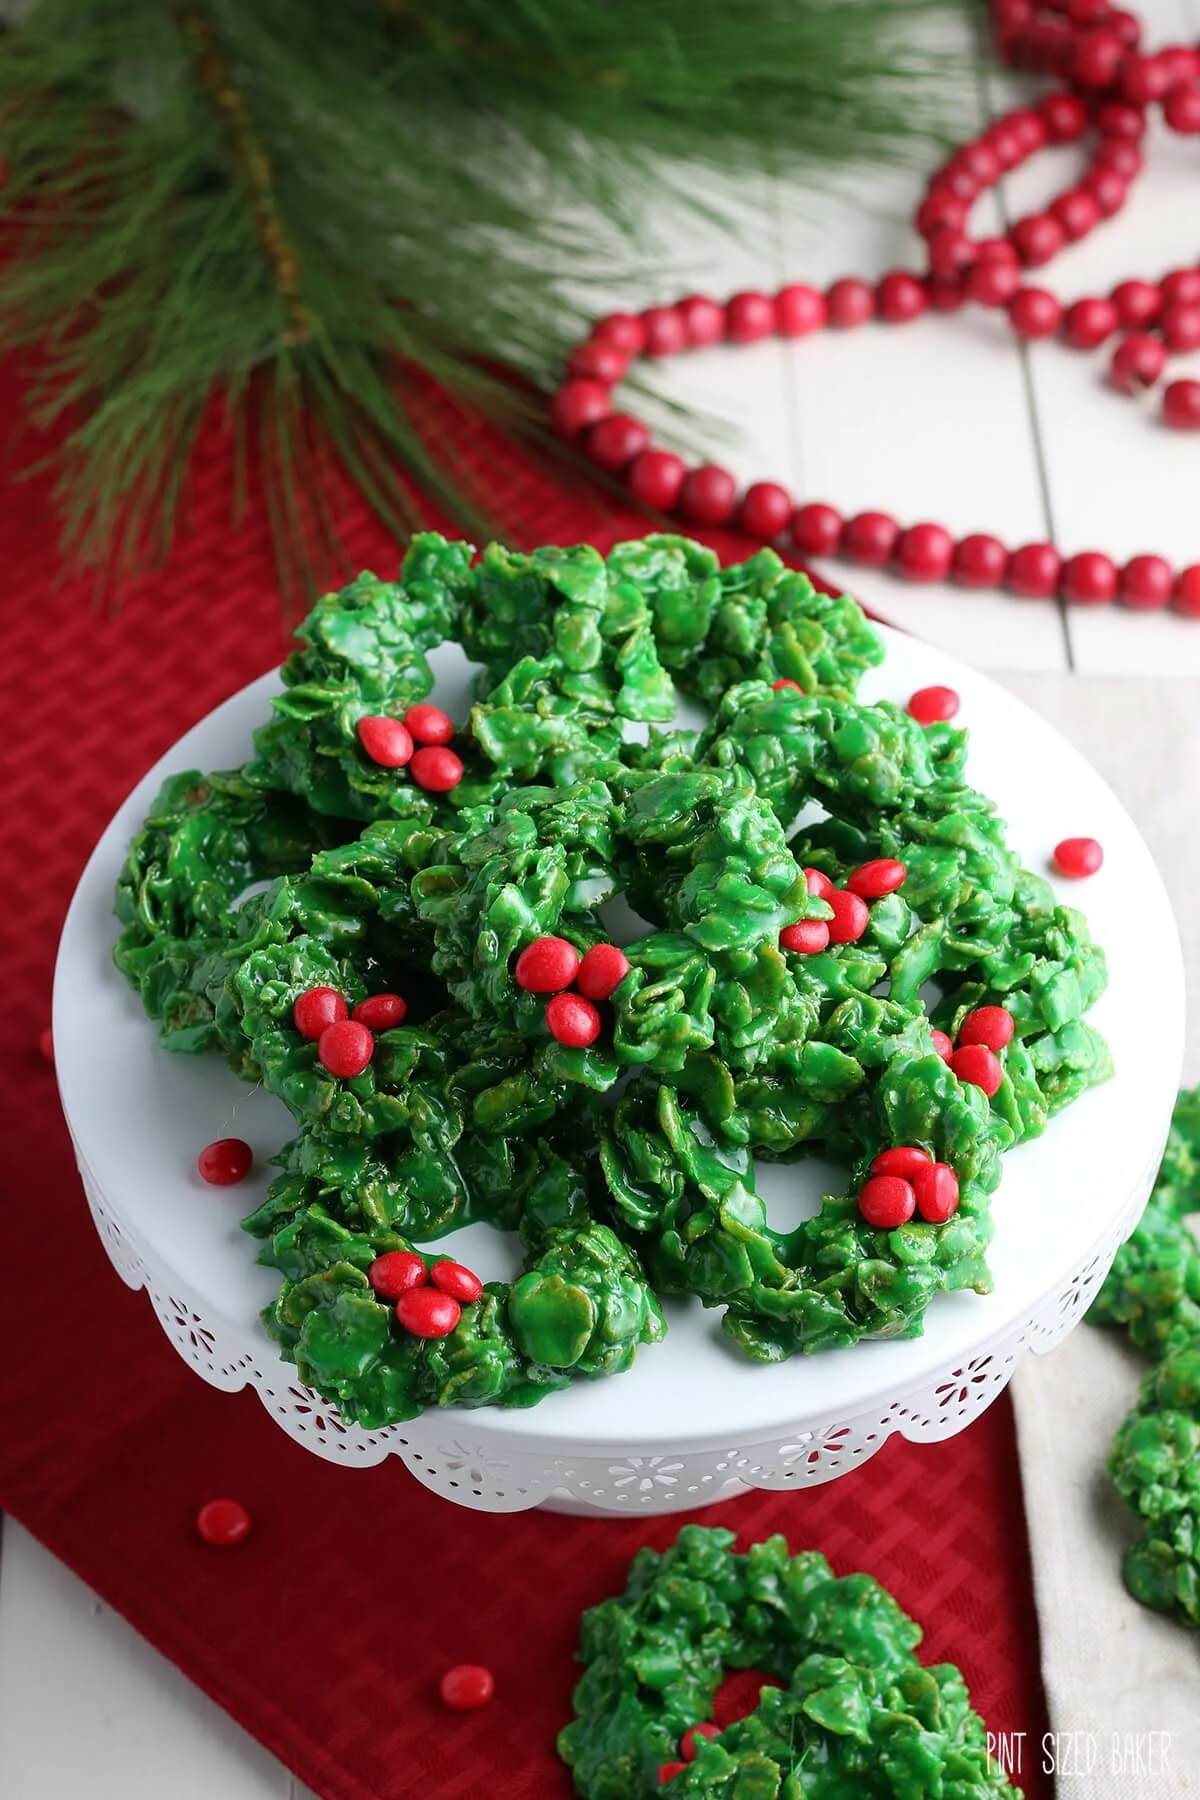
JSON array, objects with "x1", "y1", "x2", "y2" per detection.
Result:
[{"x1": 0, "y1": 0, "x2": 962, "y2": 598}]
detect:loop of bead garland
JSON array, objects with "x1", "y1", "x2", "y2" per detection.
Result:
[{"x1": 551, "y1": 0, "x2": 1200, "y2": 617}]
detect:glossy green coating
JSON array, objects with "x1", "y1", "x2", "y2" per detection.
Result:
[
  {"x1": 557, "y1": 1525, "x2": 1018, "y2": 1799},
  {"x1": 115, "y1": 531, "x2": 1109, "y2": 1425}
]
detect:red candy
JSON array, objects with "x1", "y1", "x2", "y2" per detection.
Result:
[
  {"x1": 658, "y1": 1765, "x2": 688, "y2": 1786},
  {"x1": 907, "y1": 685, "x2": 960, "y2": 725},
  {"x1": 845, "y1": 858, "x2": 907, "y2": 899},
  {"x1": 870, "y1": 1145, "x2": 933, "y2": 1180},
  {"x1": 912, "y1": 1161, "x2": 961, "y2": 1224},
  {"x1": 546, "y1": 991, "x2": 602, "y2": 1048},
  {"x1": 949, "y1": 1043, "x2": 1003, "y2": 1098},
  {"x1": 197, "y1": 1137, "x2": 253, "y2": 1186},
  {"x1": 825, "y1": 889, "x2": 870, "y2": 945},
  {"x1": 576, "y1": 942, "x2": 631, "y2": 1001},
  {"x1": 930, "y1": 1028, "x2": 954, "y2": 1063},
  {"x1": 430, "y1": 1260, "x2": 484, "y2": 1304},
  {"x1": 38, "y1": 1025, "x2": 54, "y2": 1062},
  {"x1": 439, "y1": 1664, "x2": 494, "y2": 1711},
  {"x1": 770, "y1": 677, "x2": 804, "y2": 693},
  {"x1": 956, "y1": 1005, "x2": 1015, "y2": 1050},
  {"x1": 779, "y1": 919, "x2": 831, "y2": 954},
  {"x1": 355, "y1": 715, "x2": 413, "y2": 768},
  {"x1": 368, "y1": 1250, "x2": 427, "y2": 1300},
  {"x1": 410, "y1": 746, "x2": 464, "y2": 792},
  {"x1": 859, "y1": 1175, "x2": 916, "y2": 1230},
  {"x1": 396, "y1": 1287, "x2": 461, "y2": 1339},
  {"x1": 514, "y1": 936, "x2": 581, "y2": 994},
  {"x1": 317, "y1": 1019, "x2": 375, "y2": 1078},
  {"x1": 293, "y1": 985, "x2": 347, "y2": 1040},
  {"x1": 681, "y1": 1723, "x2": 721, "y2": 1761},
  {"x1": 196, "y1": 1498, "x2": 252, "y2": 1548},
  {"x1": 1053, "y1": 836, "x2": 1104, "y2": 878},
  {"x1": 352, "y1": 992, "x2": 408, "y2": 1032},
  {"x1": 804, "y1": 866, "x2": 836, "y2": 900},
  {"x1": 403, "y1": 703, "x2": 455, "y2": 747}
]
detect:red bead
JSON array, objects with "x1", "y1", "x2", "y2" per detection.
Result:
[
  {"x1": 973, "y1": 237, "x2": 1016, "y2": 268},
  {"x1": 790, "y1": 502, "x2": 842, "y2": 556},
  {"x1": 825, "y1": 277, "x2": 874, "y2": 327},
  {"x1": 907, "y1": 684, "x2": 960, "y2": 725},
  {"x1": 587, "y1": 413, "x2": 650, "y2": 472},
  {"x1": 439, "y1": 1665, "x2": 494, "y2": 1711},
  {"x1": 926, "y1": 278, "x2": 967, "y2": 314},
  {"x1": 1095, "y1": 139, "x2": 1142, "y2": 178},
  {"x1": 1162, "y1": 304, "x2": 1200, "y2": 352},
  {"x1": 775, "y1": 284, "x2": 826, "y2": 336},
  {"x1": 966, "y1": 259, "x2": 1020, "y2": 307},
  {"x1": 1104, "y1": 11, "x2": 1143, "y2": 49},
  {"x1": 197, "y1": 1137, "x2": 253, "y2": 1186},
  {"x1": 770, "y1": 678, "x2": 804, "y2": 692},
  {"x1": 1121, "y1": 52, "x2": 1170, "y2": 104},
  {"x1": 196, "y1": 1499, "x2": 252, "y2": 1548},
  {"x1": 929, "y1": 165, "x2": 979, "y2": 201},
  {"x1": 804, "y1": 866, "x2": 836, "y2": 900},
  {"x1": 659, "y1": 1766, "x2": 688, "y2": 1787},
  {"x1": 895, "y1": 522, "x2": 953, "y2": 582},
  {"x1": 352, "y1": 992, "x2": 408, "y2": 1032},
  {"x1": 1008, "y1": 542, "x2": 1062, "y2": 598},
  {"x1": 985, "y1": 122, "x2": 1025, "y2": 169},
  {"x1": 870, "y1": 1145, "x2": 933, "y2": 1180},
  {"x1": 410, "y1": 746, "x2": 464, "y2": 791},
  {"x1": 576, "y1": 942, "x2": 631, "y2": 1001},
  {"x1": 568, "y1": 341, "x2": 629, "y2": 384},
  {"x1": 403, "y1": 703, "x2": 455, "y2": 747},
  {"x1": 681, "y1": 1723, "x2": 721, "y2": 1761},
  {"x1": 739, "y1": 481, "x2": 792, "y2": 539},
  {"x1": 368, "y1": 1251, "x2": 426, "y2": 1300},
  {"x1": 1164, "y1": 379, "x2": 1200, "y2": 429},
  {"x1": 1111, "y1": 280, "x2": 1161, "y2": 329},
  {"x1": 726, "y1": 290, "x2": 776, "y2": 344},
  {"x1": 1096, "y1": 98, "x2": 1145, "y2": 137},
  {"x1": 1010, "y1": 107, "x2": 1048, "y2": 152},
  {"x1": 916, "y1": 192, "x2": 967, "y2": 237},
  {"x1": 950, "y1": 1044, "x2": 1003, "y2": 1098},
  {"x1": 959, "y1": 141, "x2": 1001, "y2": 184},
  {"x1": 1121, "y1": 555, "x2": 1174, "y2": 611},
  {"x1": 396, "y1": 1286, "x2": 461, "y2": 1339},
  {"x1": 1010, "y1": 214, "x2": 1065, "y2": 267},
  {"x1": 930, "y1": 1028, "x2": 955, "y2": 1063},
  {"x1": 430, "y1": 1260, "x2": 484, "y2": 1304},
  {"x1": 678, "y1": 294, "x2": 726, "y2": 346},
  {"x1": 1072, "y1": 29, "x2": 1126, "y2": 88},
  {"x1": 1081, "y1": 168, "x2": 1127, "y2": 218},
  {"x1": 679, "y1": 465, "x2": 737, "y2": 527},
  {"x1": 876, "y1": 271, "x2": 927, "y2": 323},
  {"x1": 551, "y1": 379, "x2": 612, "y2": 438},
  {"x1": 545, "y1": 991, "x2": 602, "y2": 1048},
  {"x1": 1007, "y1": 287, "x2": 1063, "y2": 339},
  {"x1": 826, "y1": 889, "x2": 870, "y2": 945},
  {"x1": 356, "y1": 714, "x2": 413, "y2": 768},
  {"x1": 1164, "y1": 84, "x2": 1200, "y2": 134},
  {"x1": 1175, "y1": 566, "x2": 1200, "y2": 616},
  {"x1": 514, "y1": 936, "x2": 580, "y2": 994},
  {"x1": 38, "y1": 1025, "x2": 54, "y2": 1062},
  {"x1": 1062, "y1": 551, "x2": 1117, "y2": 605},
  {"x1": 779, "y1": 919, "x2": 831, "y2": 955},
  {"x1": 1063, "y1": 298, "x2": 1118, "y2": 349},
  {"x1": 846, "y1": 858, "x2": 907, "y2": 899},
  {"x1": 859, "y1": 1175, "x2": 916, "y2": 1230},
  {"x1": 1162, "y1": 269, "x2": 1200, "y2": 307},
  {"x1": 1053, "y1": 836, "x2": 1104, "y2": 878},
  {"x1": 842, "y1": 511, "x2": 899, "y2": 567},
  {"x1": 593, "y1": 312, "x2": 644, "y2": 354},
  {"x1": 957, "y1": 1005, "x2": 1015, "y2": 1050},
  {"x1": 1051, "y1": 189, "x2": 1101, "y2": 242},
  {"x1": 953, "y1": 533, "x2": 1008, "y2": 587},
  {"x1": 927, "y1": 230, "x2": 973, "y2": 282},
  {"x1": 318, "y1": 1019, "x2": 375, "y2": 1078},
  {"x1": 293, "y1": 986, "x2": 347, "y2": 1040},
  {"x1": 641, "y1": 306, "x2": 687, "y2": 357},
  {"x1": 912, "y1": 1162, "x2": 960, "y2": 1224},
  {"x1": 628, "y1": 449, "x2": 686, "y2": 510},
  {"x1": 1109, "y1": 333, "x2": 1166, "y2": 393},
  {"x1": 1160, "y1": 46, "x2": 1200, "y2": 86},
  {"x1": 1067, "y1": 0, "x2": 1112, "y2": 26},
  {"x1": 1039, "y1": 91, "x2": 1089, "y2": 138}
]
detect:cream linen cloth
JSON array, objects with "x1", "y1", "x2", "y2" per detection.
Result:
[{"x1": 1000, "y1": 676, "x2": 1200, "y2": 1800}]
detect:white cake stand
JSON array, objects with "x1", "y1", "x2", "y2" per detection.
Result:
[{"x1": 55, "y1": 624, "x2": 1184, "y2": 1516}]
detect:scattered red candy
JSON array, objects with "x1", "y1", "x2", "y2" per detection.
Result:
[
  {"x1": 197, "y1": 1137, "x2": 253, "y2": 1186},
  {"x1": 779, "y1": 919, "x2": 831, "y2": 954},
  {"x1": 38, "y1": 1025, "x2": 54, "y2": 1062},
  {"x1": 403, "y1": 703, "x2": 455, "y2": 747},
  {"x1": 907, "y1": 685, "x2": 960, "y2": 725},
  {"x1": 859, "y1": 1175, "x2": 916, "y2": 1229},
  {"x1": 770, "y1": 677, "x2": 804, "y2": 692},
  {"x1": 293, "y1": 985, "x2": 347, "y2": 1040},
  {"x1": 396, "y1": 1287, "x2": 461, "y2": 1339},
  {"x1": 1053, "y1": 835, "x2": 1104, "y2": 878},
  {"x1": 930, "y1": 1028, "x2": 954, "y2": 1063},
  {"x1": 368, "y1": 1250, "x2": 426, "y2": 1300},
  {"x1": 845, "y1": 858, "x2": 907, "y2": 899},
  {"x1": 870, "y1": 1145, "x2": 933, "y2": 1181},
  {"x1": 825, "y1": 888, "x2": 870, "y2": 945},
  {"x1": 576, "y1": 942, "x2": 631, "y2": 1001},
  {"x1": 956, "y1": 1005, "x2": 1015, "y2": 1051},
  {"x1": 317, "y1": 1019, "x2": 375, "y2": 1078},
  {"x1": 514, "y1": 936, "x2": 581, "y2": 994},
  {"x1": 913, "y1": 1161, "x2": 961, "y2": 1224},
  {"x1": 196, "y1": 1498, "x2": 252, "y2": 1548},
  {"x1": 949, "y1": 1043, "x2": 1003, "y2": 1098},
  {"x1": 410, "y1": 746, "x2": 464, "y2": 792},
  {"x1": 804, "y1": 866, "x2": 836, "y2": 900},
  {"x1": 351, "y1": 992, "x2": 408, "y2": 1032},
  {"x1": 681, "y1": 1723, "x2": 721, "y2": 1761},
  {"x1": 658, "y1": 1765, "x2": 688, "y2": 1787},
  {"x1": 546, "y1": 991, "x2": 602, "y2": 1048},
  {"x1": 439, "y1": 1664, "x2": 495, "y2": 1711},
  {"x1": 430, "y1": 1259, "x2": 484, "y2": 1304},
  {"x1": 355, "y1": 715, "x2": 413, "y2": 768}
]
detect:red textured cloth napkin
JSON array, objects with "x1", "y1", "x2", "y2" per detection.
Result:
[{"x1": 0, "y1": 363, "x2": 1049, "y2": 1799}]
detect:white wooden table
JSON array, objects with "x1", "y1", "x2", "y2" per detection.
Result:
[{"x1": 5, "y1": 4, "x2": 1200, "y2": 1791}]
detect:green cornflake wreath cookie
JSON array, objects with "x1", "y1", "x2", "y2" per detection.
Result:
[
  {"x1": 115, "y1": 532, "x2": 1110, "y2": 1427},
  {"x1": 1091, "y1": 1086, "x2": 1200, "y2": 1627},
  {"x1": 557, "y1": 1524, "x2": 1018, "y2": 1799}
]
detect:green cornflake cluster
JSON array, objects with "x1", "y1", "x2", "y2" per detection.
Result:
[
  {"x1": 557, "y1": 1525, "x2": 1018, "y2": 1800},
  {"x1": 115, "y1": 531, "x2": 1110, "y2": 1427},
  {"x1": 1091, "y1": 1087, "x2": 1200, "y2": 1627}
]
